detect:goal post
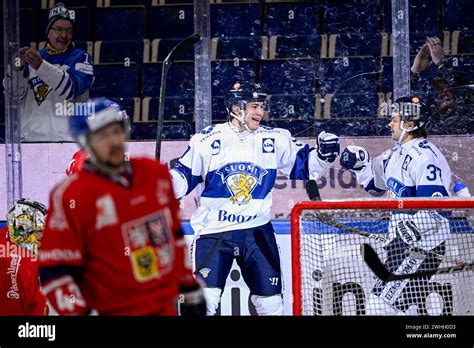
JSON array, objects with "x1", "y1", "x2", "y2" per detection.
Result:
[{"x1": 291, "y1": 199, "x2": 474, "y2": 316}]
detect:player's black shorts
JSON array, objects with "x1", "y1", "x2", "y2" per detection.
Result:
[{"x1": 194, "y1": 222, "x2": 282, "y2": 296}]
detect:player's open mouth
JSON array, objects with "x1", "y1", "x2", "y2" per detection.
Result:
[{"x1": 252, "y1": 118, "x2": 260, "y2": 122}]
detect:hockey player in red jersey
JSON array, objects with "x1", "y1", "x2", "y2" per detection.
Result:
[
  {"x1": 0, "y1": 199, "x2": 49, "y2": 315},
  {"x1": 39, "y1": 98, "x2": 206, "y2": 316}
]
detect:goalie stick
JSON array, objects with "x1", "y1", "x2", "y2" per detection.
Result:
[
  {"x1": 155, "y1": 34, "x2": 201, "y2": 160},
  {"x1": 304, "y1": 180, "x2": 467, "y2": 266},
  {"x1": 361, "y1": 243, "x2": 474, "y2": 281}
]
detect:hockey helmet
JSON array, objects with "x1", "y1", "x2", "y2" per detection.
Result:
[
  {"x1": 69, "y1": 98, "x2": 130, "y2": 149},
  {"x1": 225, "y1": 81, "x2": 268, "y2": 114},
  {"x1": 392, "y1": 95, "x2": 431, "y2": 131},
  {"x1": 6, "y1": 198, "x2": 47, "y2": 253}
]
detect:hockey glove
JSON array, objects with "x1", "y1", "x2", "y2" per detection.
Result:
[
  {"x1": 179, "y1": 279, "x2": 207, "y2": 317},
  {"x1": 317, "y1": 131, "x2": 340, "y2": 163},
  {"x1": 41, "y1": 275, "x2": 89, "y2": 316},
  {"x1": 340, "y1": 145, "x2": 370, "y2": 171},
  {"x1": 395, "y1": 220, "x2": 422, "y2": 245}
]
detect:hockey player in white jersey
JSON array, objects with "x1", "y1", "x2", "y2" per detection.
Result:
[
  {"x1": 340, "y1": 95, "x2": 452, "y2": 315},
  {"x1": 171, "y1": 81, "x2": 340, "y2": 315}
]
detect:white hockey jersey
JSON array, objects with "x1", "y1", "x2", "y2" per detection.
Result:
[
  {"x1": 355, "y1": 137, "x2": 452, "y2": 250},
  {"x1": 356, "y1": 137, "x2": 451, "y2": 198},
  {"x1": 170, "y1": 122, "x2": 330, "y2": 236}
]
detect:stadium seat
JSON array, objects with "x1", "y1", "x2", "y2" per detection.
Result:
[
  {"x1": 211, "y1": 59, "x2": 256, "y2": 96},
  {"x1": 323, "y1": 0, "x2": 381, "y2": 34},
  {"x1": 95, "y1": 6, "x2": 146, "y2": 40},
  {"x1": 319, "y1": 57, "x2": 377, "y2": 94},
  {"x1": 442, "y1": 0, "x2": 473, "y2": 31},
  {"x1": 73, "y1": 41, "x2": 94, "y2": 57},
  {"x1": 264, "y1": 2, "x2": 319, "y2": 37},
  {"x1": 159, "y1": 0, "x2": 193, "y2": 4},
  {"x1": 384, "y1": 0, "x2": 439, "y2": 33},
  {"x1": 381, "y1": 57, "x2": 393, "y2": 92},
  {"x1": 451, "y1": 30, "x2": 474, "y2": 55},
  {"x1": 142, "y1": 62, "x2": 195, "y2": 97},
  {"x1": 94, "y1": 40, "x2": 149, "y2": 64},
  {"x1": 107, "y1": 97, "x2": 140, "y2": 122},
  {"x1": 20, "y1": 9, "x2": 36, "y2": 43},
  {"x1": 269, "y1": 35, "x2": 321, "y2": 59},
  {"x1": 151, "y1": 38, "x2": 194, "y2": 62},
  {"x1": 97, "y1": 0, "x2": 149, "y2": 6},
  {"x1": 323, "y1": 93, "x2": 379, "y2": 118},
  {"x1": 131, "y1": 121, "x2": 193, "y2": 140},
  {"x1": 90, "y1": 63, "x2": 138, "y2": 98},
  {"x1": 51, "y1": 0, "x2": 96, "y2": 8},
  {"x1": 328, "y1": 33, "x2": 382, "y2": 58},
  {"x1": 211, "y1": 3, "x2": 261, "y2": 37},
  {"x1": 214, "y1": 36, "x2": 262, "y2": 60},
  {"x1": 268, "y1": 94, "x2": 316, "y2": 120},
  {"x1": 260, "y1": 119, "x2": 316, "y2": 137},
  {"x1": 143, "y1": 96, "x2": 194, "y2": 122},
  {"x1": 260, "y1": 58, "x2": 317, "y2": 95},
  {"x1": 40, "y1": 7, "x2": 90, "y2": 42},
  {"x1": 211, "y1": 96, "x2": 228, "y2": 122},
  {"x1": 20, "y1": 0, "x2": 43, "y2": 9},
  {"x1": 308, "y1": 118, "x2": 387, "y2": 136},
  {"x1": 150, "y1": 5, "x2": 193, "y2": 39}
]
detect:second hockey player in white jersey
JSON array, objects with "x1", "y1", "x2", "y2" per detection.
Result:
[
  {"x1": 171, "y1": 81, "x2": 340, "y2": 315},
  {"x1": 341, "y1": 95, "x2": 453, "y2": 315}
]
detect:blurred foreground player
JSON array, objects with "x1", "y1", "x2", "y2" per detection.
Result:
[
  {"x1": 39, "y1": 98, "x2": 205, "y2": 315},
  {"x1": 0, "y1": 199, "x2": 48, "y2": 315},
  {"x1": 340, "y1": 96, "x2": 452, "y2": 315}
]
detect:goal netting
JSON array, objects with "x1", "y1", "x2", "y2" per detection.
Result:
[{"x1": 291, "y1": 199, "x2": 474, "y2": 316}]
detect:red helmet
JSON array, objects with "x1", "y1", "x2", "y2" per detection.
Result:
[{"x1": 66, "y1": 149, "x2": 88, "y2": 176}]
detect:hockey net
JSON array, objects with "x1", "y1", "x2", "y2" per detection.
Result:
[{"x1": 291, "y1": 199, "x2": 474, "y2": 316}]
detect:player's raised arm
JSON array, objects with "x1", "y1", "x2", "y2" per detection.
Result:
[
  {"x1": 277, "y1": 130, "x2": 340, "y2": 180},
  {"x1": 340, "y1": 145, "x2": 387, "y2": 193}
]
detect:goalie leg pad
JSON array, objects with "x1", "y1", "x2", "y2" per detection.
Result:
[
  {"x1": 251, "y1": 294, "x2": 284, "y2": 315},
  {"x1": 203, "y1": 287, "x2": 222, "y2": 316}
]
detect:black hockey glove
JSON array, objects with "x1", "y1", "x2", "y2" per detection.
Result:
[{"x1": 179, "y1": 281, "x2": 207, "y2": 317}]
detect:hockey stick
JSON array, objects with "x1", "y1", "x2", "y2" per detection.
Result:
[
  {"x1": 305, "y1": 180, "x2": 385, "y2": 242},
  {"x1": 155, "y1": 34, "x2": 201, "y2": 160},
  {"x1": 304, "y1": 180, "x2": 466, "y2": 265},
  {"x1": 361, "y1": 243, "x2": 473, "y2": 281}
]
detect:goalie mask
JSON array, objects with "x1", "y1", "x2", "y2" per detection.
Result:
[
  {"x1": 7, "y1": 198, "x2": 47, "y2": 254},
  {"x1": 225, "y1": 81, "x2": 268, "y2": 130}
]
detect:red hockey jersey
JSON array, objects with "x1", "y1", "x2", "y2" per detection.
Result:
[
  {"x1": 40, "y1": 158, "x2": 191, "y2": 315},
  {"x1": 0, "y1": 227, "x2": 48, "y2": 315}
]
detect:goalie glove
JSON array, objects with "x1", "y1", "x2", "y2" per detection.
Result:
[
  {"x1": 340, "y1": 145, "x2": 370, "y2": 171},
  {"x1": 395, "y1": 220, "x2": 422, "y2": 245},
  {"x1": 179, "y1": 278, "x2": 207, "y2": 317},
  {"x1": 317, "y1": 131, "x2": 340, "y2": 163}
]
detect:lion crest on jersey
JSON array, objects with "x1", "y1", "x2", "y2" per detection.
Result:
[
  {"x1": 29, "y1": 76, "x2": 51, "y2": 105},
  {"x1": 216, "y1": 162, "x2": 268, "y2": 205}
]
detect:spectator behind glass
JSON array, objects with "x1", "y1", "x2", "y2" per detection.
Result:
[
  {"x1": 4, "y1": 3, "x2": 94, "y2": 142},
  {"x1": 410, "y1": 36, "x2": 473, "y2": 135}
]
